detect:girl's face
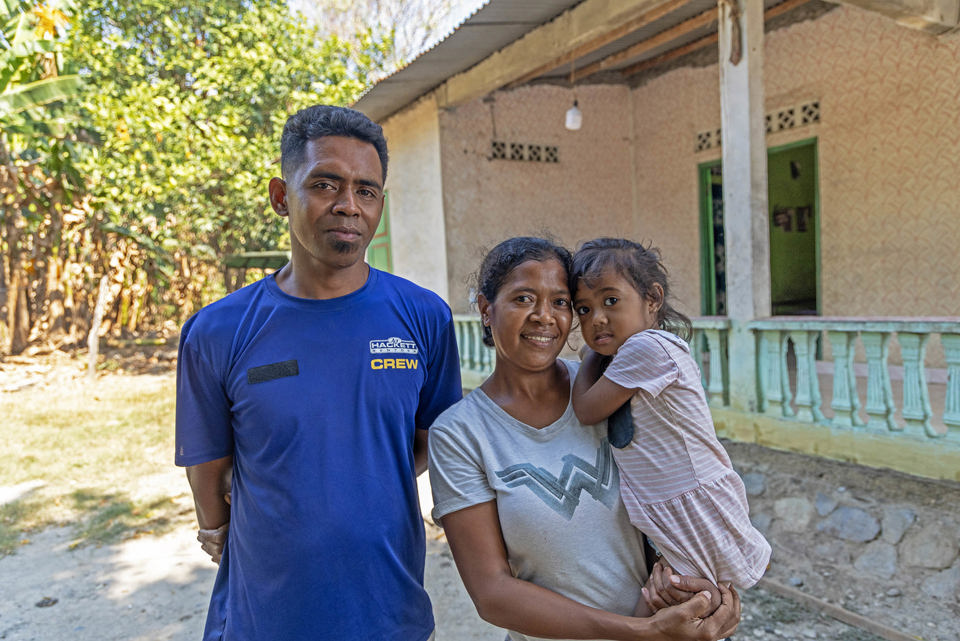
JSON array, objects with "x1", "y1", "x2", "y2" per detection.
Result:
[
  {"x1": 478, "y1": 259, "x2": 573, "y2": 375},
  {"x1": 574, "y1": 270, "x2": 661, "y2": 357}
]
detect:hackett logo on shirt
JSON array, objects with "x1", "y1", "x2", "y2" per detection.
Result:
[
  {"x1": 369, "y1": 337, "x2": 419, "y2": 370},
  {"x1": 369, "y1": 337, "x2": 418, "y2": 354}
]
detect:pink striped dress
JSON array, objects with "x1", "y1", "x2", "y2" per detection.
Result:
[{"x1": 603, "y1": 329, "x2": 771, "y2": 588}]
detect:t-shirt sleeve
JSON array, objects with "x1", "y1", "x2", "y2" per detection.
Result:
[
  {"x1": 174, "y1": 317, "x2": 234, "y2": 467},
  {"x1": 428, "y1": 421, "x2": 495, "y2": 524},
  {"x1": 603, "y1": 332, "x2": 679, "y2": 398},
  {"x1": 415, "y1": 306, "x2": 463, "y2": 430}
]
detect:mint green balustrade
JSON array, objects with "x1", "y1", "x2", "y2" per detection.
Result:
[
  {"x1": 898, "y1": 332, "x2": 937, "y2": 437},
  {"x1": 455, "y1": 321, "x2": 467, "y2": 368},
  {"x1": 827, "y1": 331, "x2": 863, "y2": 427},
  {"x1": 691, "y1": 318, "x2": 730, "y2": 408},
  {"x1": 454, "y1": 315, "x2": 494, "y2": 386},
  {"x1": 701, "y1": 328, "x2": 725, "y2": 408},
  {"x1": 788, "y1": 331, "x2": 825, "y2": 423},
  {"x1": 470, "y1": 321, "x2": 481, "y2": 370},
  {"x1": 861, "y1": 331, "x2": 897, "y2": 431},
  {"x1": 943, "y1": 334, "x2": 960, "y2": 437},
  {"x1": 759, "y1": 329, "x2": 790, "y2": 418}
]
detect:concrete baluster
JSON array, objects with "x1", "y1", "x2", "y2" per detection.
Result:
[
  {"x1": 940, "y1": 333, "x2": 960, "y2": 438},
  {"x1": 898, "y1": 332, "x2": 936, "y2": 437},
  {"x1": 828, "y1": 330, "x2": 863, "y2": 427},
  {"x1": 694, "y1": 329, "x2": 708, "y2": 391},
  {"x1": 862, "y1": 331, "x2": 897, "y2": 431},
  {"x1": 703, "y1": 328, "x2": 725, "y2": 408},
  {"x1": 790, "y1": 330, "x2": 824, "y2": 423},
  {"x1": 759, "y1": 330, "x2": 786, "y2": 417},
  {"x1": 467, "y1": 321, "x2": 479, "y2": 371},
  {"x1": 455, "y1": 321, "x2": 467, "y2": 370}
]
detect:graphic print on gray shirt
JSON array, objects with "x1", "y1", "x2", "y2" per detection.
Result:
[{"x1": 428, "y1": 360, "x2": 648, "y2": 641}]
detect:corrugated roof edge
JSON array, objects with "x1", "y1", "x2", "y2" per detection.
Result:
[{"x1": 352, "y1": 0, "x2": 493, "y2": 105}]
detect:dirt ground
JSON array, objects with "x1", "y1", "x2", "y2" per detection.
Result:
[
  {"x1": 0, "y1": 346, "x2": 891, "y2": 641},
  {"x1": 0, "y1": 505, "x2": 886, "y2": 641}
]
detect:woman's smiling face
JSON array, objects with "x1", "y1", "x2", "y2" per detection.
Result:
[{"x1": 479, "y1": 258, "x2": 573, "y2": 375}]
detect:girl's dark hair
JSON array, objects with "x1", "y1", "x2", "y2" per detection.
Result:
[
  {"x1": 475, "y1": 237, "x2": 573, "y2": 347},
  {"x1": 571, "y1": 237, "x2": 691, "y2": 341}
]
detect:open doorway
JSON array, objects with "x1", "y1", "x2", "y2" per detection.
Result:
[{"x1": 698, "y1": 138, "x2": 820, "y2": 316}]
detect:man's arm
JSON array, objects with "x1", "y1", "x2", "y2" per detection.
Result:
[
  {"x1": 413, "y1": 428, "x2": 429, "y2": 476},
  {"x1": 185, "y1": 455, "x2": 233, "y2": 563}
]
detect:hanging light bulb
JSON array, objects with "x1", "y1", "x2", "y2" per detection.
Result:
[{"x1": 565, "y1": 99, "x2": 582, "y2": 131}]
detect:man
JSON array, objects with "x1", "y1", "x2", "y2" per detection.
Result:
[{"x1": 175, "y1": 105, "x2": 462, "y2": 640}]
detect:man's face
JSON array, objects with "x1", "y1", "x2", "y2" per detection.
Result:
[{"x1": 273, "y1": 136, "x2": 384, "y2": 272}]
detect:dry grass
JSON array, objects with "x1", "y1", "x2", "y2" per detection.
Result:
[{"x1": 0, "y1": 357, "x2": 194, "y2": 555}]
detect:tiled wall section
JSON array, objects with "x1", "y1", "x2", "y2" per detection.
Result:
[
  {"x1": 632, "y1": 5, "x2": 960, "y2": 317},
  {"x1": 439, "y1": 85, "x2": 635, "y2": 313}
]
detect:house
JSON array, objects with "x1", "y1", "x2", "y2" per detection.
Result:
[{"x1": 353, "y1": 0, "x2": 960, "y2": 483}]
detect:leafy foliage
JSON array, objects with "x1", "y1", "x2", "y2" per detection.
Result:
[
  {"x1": 67, "y1": 0, "x2": 388, "y2": 310},
  {"x1": 0, "y1": 0, "x2": 389, "y2": 353}
]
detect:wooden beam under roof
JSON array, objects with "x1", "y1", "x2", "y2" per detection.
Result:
[
  {"x1": 505, "y1": 0, "x2": 689, "y2": 89},
  {"x1": 434, "y1": 0, "x2": 683, "y2": 111},
  {"x1": 574, "y1": 7, "x2": 717, "y2": 81},
  {"x1": 617, "y1": 0, "x2": 813, "y2": 79}
]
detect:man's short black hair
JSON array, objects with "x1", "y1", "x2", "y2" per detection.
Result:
[{"x1": 280, "y1": 105, "x2": 389, "y2": 182}]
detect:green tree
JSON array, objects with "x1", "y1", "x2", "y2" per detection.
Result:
[
  {"x1": 0, "y1": 0, "x2": 387, "y2": 354},
  {"x1": 0, "y1": 0, "x2": 82, "y2": 354}
]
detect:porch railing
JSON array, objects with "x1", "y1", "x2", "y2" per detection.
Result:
[
  {"x1": 452, "y1": 314, "x2": 732, "y2": 400},
  {"x1": 453, "y1": 315, "x2": 494, "y2": 388},
  {"x1": 453, "y1": 313, "x2": 960, "y2": 480},
  {"x1": 749, "y1": 318, "x2": 960, "y2": 439}
]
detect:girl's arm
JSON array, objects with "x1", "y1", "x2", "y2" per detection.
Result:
[
  {"x1": 440, "y1": 499, "x2": 741, "y2": 641},
  {"x1": 573, "y1": 347, "x2": 636, "y2": 425}
]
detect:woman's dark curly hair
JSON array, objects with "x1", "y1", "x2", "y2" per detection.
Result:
[
  {"x1": 475, "y1": 237, "x2": 573, "y2": 347},
  {"x1": 570, "y1": 237, "x2": 691, "y2": 341}
]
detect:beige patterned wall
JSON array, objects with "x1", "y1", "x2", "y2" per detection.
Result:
[
  {"x1": 439, "y1": 85, "x2": 635, "y2": 312},
  {"x1": 437, "y1": 5, "x2": 960, "y2": 317},
  {"x1": 631, "y1": 64, "x2": 719, "y2": 318},
  {"x1": 631, "y1": 4, "x2": 960, "y2": 317}
]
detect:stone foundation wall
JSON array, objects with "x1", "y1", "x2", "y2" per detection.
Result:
[{"x1": 727, "y1": 442, "x2": 960, "y2": 640}]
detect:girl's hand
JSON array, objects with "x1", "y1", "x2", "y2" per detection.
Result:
[
  {"x1": 642, "y1": 561, "x2": 722, "y2": 614},
  {"x1": 646, "y1": 582, "x2": 741, "y2": 641}
]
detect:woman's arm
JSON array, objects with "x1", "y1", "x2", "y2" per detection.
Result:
[
  {"x1": 441, "y1": 500, "x2": 740, "y2": 641},
  {"x1": 572, "y1": 348, "x2": 636, "y2": 426}
]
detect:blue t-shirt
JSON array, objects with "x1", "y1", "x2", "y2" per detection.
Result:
[{"x1": 175, "y1": 268, "x2": 462, "y2": 641}]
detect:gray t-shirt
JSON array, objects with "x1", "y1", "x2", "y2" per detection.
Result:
[{"x1": 428, "y1": 360, "x2": 648, "y2": 641}]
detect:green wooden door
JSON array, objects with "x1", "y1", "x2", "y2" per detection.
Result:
[
  {"x1": 767, "y1": 140, "x2": 819, "y2": 315},
  {"x1": 367, "y1": 191, "x2": 393, "y2": 273},
  {"x1": 698, "y1": 138, "x2": 820, "y2": 316}
]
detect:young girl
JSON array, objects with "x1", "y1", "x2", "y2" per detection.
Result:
[{"x1": 570, "y1": 237, "x2": 770, "y2": 593}]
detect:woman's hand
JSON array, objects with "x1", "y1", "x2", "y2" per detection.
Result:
[
  {"x1": 642, "y1": 561, "x2": 722, "y2": 615},
  {"x1": 646, "y1": 582, "x2": 741, "y2": 641}
]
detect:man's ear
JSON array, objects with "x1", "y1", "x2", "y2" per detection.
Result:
[{"x1": 268, "y1": 177, "x2": 288, "y2": 216}]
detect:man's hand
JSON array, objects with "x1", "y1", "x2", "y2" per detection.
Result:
[{"x1": 197, "y1": 523, "x2": 229, "y2": 564}]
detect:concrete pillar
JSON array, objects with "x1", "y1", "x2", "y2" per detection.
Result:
[{"x1": 718, "y1": 0, "x2": 770, "y2": 412}]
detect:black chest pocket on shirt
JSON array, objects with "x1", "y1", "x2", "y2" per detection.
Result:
[{"x1": 246, "y1": 359, "x2": 299, "y2": 384}]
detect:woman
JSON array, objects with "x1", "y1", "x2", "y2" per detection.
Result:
[{"x1": 428, "y1": 237, "x2": 740, "y2": 641}]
